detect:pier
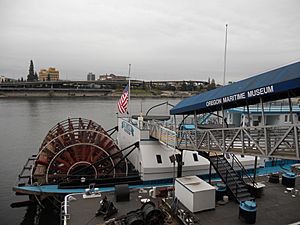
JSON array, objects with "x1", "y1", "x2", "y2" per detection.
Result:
[{"x1": 149, "y1": 61, "x2": 300, "y2": 160}]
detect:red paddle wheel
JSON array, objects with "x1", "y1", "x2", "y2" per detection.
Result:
[{"x1": 31, "y1": 118, "x2": 127, "y2": 185}]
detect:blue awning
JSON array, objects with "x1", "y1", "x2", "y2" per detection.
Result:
[{"x1": 170, "y1": 61, "x2": 300, "y2": 115}]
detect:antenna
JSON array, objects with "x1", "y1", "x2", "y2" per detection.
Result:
[{"x1": 223, "y1": 24, "x2": 228, "y2": 86}]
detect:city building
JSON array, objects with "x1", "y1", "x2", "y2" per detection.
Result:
[
  {"x1": 87, "y1": 72, "x2": 95, "y2": 81},
  {"x1": 99, "y1": 74, "x2": 126, "y2": 81},
  {"x1": 0, "y1": 75, "x2": 6, "y2": 83},
  {"x1": 39, "y1": 67, "x2": 60, "y2": 81}
]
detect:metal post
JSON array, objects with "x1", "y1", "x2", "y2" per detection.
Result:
[
  {"x1": 194, "y1": 111, "x2": 197, "y2": 149},
  {"x1": 253, "y1": 156, "x2": 257, "y2": 185},
  {"x1": 174, "y1": 115, "x2": 177, "y2": 132},
  {"x1": 260, "y1": 97, "x2": 265, "y2": 125},
  {"x1": 288, "y1": 93, "x2": 294, "y2": 124},
  {"x1": 128, "y1": 64, "x2": 131, "y2": 115},
  {"x1": 223, "y1": 24, "x2": 228, "y2": 86},
  {"x1": 246, "y1": 104, "x2": 250, "y2": 126},
  {"x1": 246, "y1": 102, "x2": 251, "y2": 150},
  {"x1": 174, "y1": 115, "x2": 178, "y2": 149},
  {"x1": 260, "y1": 97, "x2": 268, "y2": 155},
  {"x1": 221, "y1": 106, "x2": 226, "y2": 153},
  {"x1": 209, "y1": 161, "x2": 212, "y2": 184},
  {"x1": 176, "y1": 151, "x2": 183, "y2": 178},
  {"x1": 289, "y1": 93, "x2": 299, "y2": 158}
]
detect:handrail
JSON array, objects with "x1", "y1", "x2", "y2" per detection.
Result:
[
  {"x1": 213, "y1": 153, "x2": 243, "y2": 198},
  {"x1": 230, "y1": 153, "x2": 257, "y2": 186},
  {"x1": 176, "y1": 124, "x2": 300, "y2": 160}
]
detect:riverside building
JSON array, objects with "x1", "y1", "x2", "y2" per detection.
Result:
[{"x1": 39, "y1": 67, "x2": 60, "y2": 81}]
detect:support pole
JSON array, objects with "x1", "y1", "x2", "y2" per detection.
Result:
[
  {"x1": 246, "y1": 102, "x2": 250, "y2": 151},
  {"x1": 288, "y1": 93, "x2": 294, "y2": 124},
  {"x1": 260, "y1": 97, "x2": 268, "y2": 156},
  {"x1": 209, "y1": 161, "x2": 212, "y2": 184},
  {"x1": 221, "y1": 106, "x2": 226, "y2": 153},
  {"x1": 289, "y1": 93, "x2": 299, "y2": 158},
  {"x1": 174, "y1": 115, "x2": 177, "y2": 132},
  {"x1": 176, "y1": 151, "x2": 183, "y2": 178},
  {"x1": 246, "y1": 104, "x2": 250, "y2": 126},
  {"x1": 194, "y1": 111, "x2": 197, "y2": 149},
  {"x1": 128, "y1": 64, "x2": 131, "y2": 115},
  {"x1": 253, "y1": 156, "x2": 258, "y2": 185},
  {"x1": 223, "y1": 24, "x2": 228, "y2": 86}
]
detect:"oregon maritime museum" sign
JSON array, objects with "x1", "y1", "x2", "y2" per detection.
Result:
[{"x1": 206, "y1": 85, "x2": 274, "y2": 107}]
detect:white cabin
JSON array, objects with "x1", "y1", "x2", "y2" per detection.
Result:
[{"x1": 117, "y1": 117, "x2": 262, "y2": 181}]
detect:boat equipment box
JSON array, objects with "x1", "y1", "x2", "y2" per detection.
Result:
[{"x1": 175, "y1": 176, "x2": 215, "y2": 213}]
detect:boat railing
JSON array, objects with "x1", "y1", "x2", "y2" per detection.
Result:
[
  {"x1": 147, "y1": 120, "x2": 177, "y2": 148},
  {"x1": 176, "y1": 124, "x2": 300, "y2": 159},
  {"x1": 61, "y1": 194, "x2": 75, "y2": 225}
]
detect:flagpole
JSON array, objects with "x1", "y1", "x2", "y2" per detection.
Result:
[
  {"x1": 223, "y1": 24, "x2": 228, "y2": 86},
  {"x1": 128, "y1": 64, "x2": 131, "y2": 115}
]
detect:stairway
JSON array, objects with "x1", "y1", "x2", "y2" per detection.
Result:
[{"x1": 206, "y1": 153, "x2": 254, "y2": 203}]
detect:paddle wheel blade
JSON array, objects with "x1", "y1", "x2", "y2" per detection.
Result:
[{"x1": 31, "y1": 118, "x2": 128, "y2": 185}]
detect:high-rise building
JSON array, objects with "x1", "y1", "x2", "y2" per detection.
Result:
[
  {"x1": 87, "y1": 72, "x2": 96, "y2": 81},
  {"x1": 39, "y1": 67, "x2": 60, "y2": 81}
]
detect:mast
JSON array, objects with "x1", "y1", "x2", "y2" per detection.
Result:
[
  {"x1": 223, "y1": 24, "x2": 228, "y2": 86},
  {"x1": 128, "y1": 64, "x2": 131, "y2": 115}
]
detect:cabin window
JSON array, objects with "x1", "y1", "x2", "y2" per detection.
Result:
[
  {"x1": 156, "y1": 155, "x2": 162, "y2": 164},
  {"x1": 193, "y1": 153, "x2": 199, "y2": 161}
]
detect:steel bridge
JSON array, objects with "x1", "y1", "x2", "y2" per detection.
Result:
[
  {"x1": 150, "y1": 62, "x2": 300, "y2": 160},
  {"x1": 147, "y1": 121, "x2": 300, "y2": 160}
]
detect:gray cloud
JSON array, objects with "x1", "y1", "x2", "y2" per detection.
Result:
[{"x1": 1, "y1": 0, "x2": 300, "y2": 83}]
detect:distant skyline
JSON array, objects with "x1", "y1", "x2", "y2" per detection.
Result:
[{"x1": 1, "y1": 0, "x2": 300, "y2": 83}]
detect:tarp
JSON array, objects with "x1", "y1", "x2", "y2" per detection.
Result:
[{"x1": 170, "y1": 61, "x2": 300, "y2": 115}]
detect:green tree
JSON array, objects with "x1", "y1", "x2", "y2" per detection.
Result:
[
  {"x1": 27, "y1": 60, "x2": 35, "y2": 81},
  {"x1": 34, "y1": 72, "x2": 38, "y2": 81}
]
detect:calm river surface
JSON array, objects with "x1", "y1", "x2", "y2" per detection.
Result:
[{"x1": 0, "y1": 97, "x2": 180, "y2": 225}]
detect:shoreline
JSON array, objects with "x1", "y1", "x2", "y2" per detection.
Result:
[{"x1": 0, "y1": 90, "x2": 194, "y2": 99}]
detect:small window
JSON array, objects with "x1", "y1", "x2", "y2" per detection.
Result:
[
  {"x1": 193, "y1": 153, "x2": 199, "y2": 161},
  {"x1": 156, "y1": 155, "x2": 162, "y2": 164}
]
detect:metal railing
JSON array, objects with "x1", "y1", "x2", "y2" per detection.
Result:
[
  {"x1": 176, "y1": 124, "x2": 300, "y2": 160},
  {"x1": 212, "y1": 153, "x2": 242, "y2": 199},
  {"x1": 230, "y1": 153, "x2": 257, "y2": 185},
  {"x1": 148, "y1": 120, "x2": 177, "y2": 148}
]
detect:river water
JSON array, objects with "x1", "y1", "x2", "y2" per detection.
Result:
[{"x1": 0, "y1": 97, "x2": 180, "y2": 225}]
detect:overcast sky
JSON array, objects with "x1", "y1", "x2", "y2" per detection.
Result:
[{"x1": 1, "y1": 0, "x2": 299, "y2": 83}]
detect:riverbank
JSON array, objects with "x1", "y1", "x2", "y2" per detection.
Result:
[{"x1": 0, "y1": 89, "x2": 195, "y2": 98}]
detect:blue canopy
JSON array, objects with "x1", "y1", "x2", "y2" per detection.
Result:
[{"x1": 170, "y1": 61, "x2": 300, "y2": 115}]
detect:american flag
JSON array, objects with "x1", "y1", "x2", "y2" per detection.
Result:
[{"x1": 117, "y1": 85, "x2": 129, "y2": 114}]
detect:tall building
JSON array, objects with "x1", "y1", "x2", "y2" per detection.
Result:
[
  {"x1": 39, "y1": 67, "x2": 60, "y2": 81},
  {"x1": 87, "y1": 72, "x2": 95, "y2": 81}
]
